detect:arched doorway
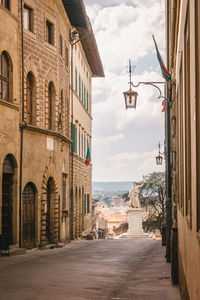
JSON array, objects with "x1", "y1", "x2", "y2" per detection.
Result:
[
  {"x1": 22, "y1": 182, "x2": 36, "y2": 249},
  {"x1": 2, "y1": 155, "x2": 14, "y2": 244},
  {"x1": 46, "y1": 177, "x2": 55, "y2": 243}
]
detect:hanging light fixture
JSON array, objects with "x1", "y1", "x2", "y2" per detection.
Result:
[
  {"x1": 123, "y1": 59, "x2": 138, "y2": 109},
  {"x1": 156, "y1": 142, "x2": 164, "y2": 165}
]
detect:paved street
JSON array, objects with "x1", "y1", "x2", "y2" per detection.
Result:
[{"x1": 0, "y1": 239, "x2": 180, "y2": 300}]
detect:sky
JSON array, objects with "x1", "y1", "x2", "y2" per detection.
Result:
[{"x1": 84, "y1": 0, "x2": 165, "y2": 182}]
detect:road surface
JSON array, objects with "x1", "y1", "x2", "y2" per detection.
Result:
[{"x1": 0, "y1": 239, "x2": 180, "y2": 300}]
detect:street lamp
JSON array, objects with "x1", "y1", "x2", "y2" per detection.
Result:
[
  {"x1": 156, "y1": 142, "x2": 164, "y2": 165},
  {"x1": 123, "y1": 59, "x2": 166, "y2": 110},
  {"x1": 123, "y1": 60, "x2": 138, "y2": 109}
]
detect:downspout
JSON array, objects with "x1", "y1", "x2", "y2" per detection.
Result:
[
  {"x1": 70, "y1": 42, "x2": 74, "y2": 240},
  {"x1": 19, "y1": 0, "x2": 25, "y2": 248},
  {"x1": 165, "y1": 0, "x2": 172, "y2": 263}
]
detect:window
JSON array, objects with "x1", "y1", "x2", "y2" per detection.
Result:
[
  {"x1": 65, "y1": 47, "x2": 69, "y2": 67},
  {"x1": 59, "y1": 34, "x2": 63, "y2": 56},
  {"x1": 87, "y1": 194, "x2": 90, "y2": 213},
  {"x1": 87, "y1": 91, "x2": 88, "y2": 112},
  {"x1": 79, "y1": 75, "x2": 81, "y2": 98},
  {"x1": 82, "y1": 82, "x2": 83, "y2": 103},
  {"x1": 0, "y1": 51, "x2": 10, "y2": 101},
  {"x1": 84, "y1": 194, "x2": 86, "y2": 215},
  {"x1": 62, "y1": 174, "x2": 67, "y2": 210},
  {"x1": 24, "y1": 5, "x2": 33, "y2": 32},
  {"x1": 1, "y1": 0, "x2": 9, "y2": 10},
  {"x1": 26, "y1": 72, "x2": 34, "y2": 124},
  {"x1": 73, "y1": 124, "x2": 77, "y2": 153},
  {"x1": 46, "y1": 20, "x2": 54, "y2": 45},
  {"x1": 75, "y1": 68, "x2": 78, "y2": 93},
  {"x1": 48, "y1": 82, "x2": 54, "y2": 130},
  {"x1": 58, "y1": 89, "x2": 63, "y2": 129},
  {"x1": 84, "y1": 86, "x2": 86, "y2": 107}
]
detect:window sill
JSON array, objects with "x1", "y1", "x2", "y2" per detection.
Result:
[
  {"x1": 0, "y1": 99, "x2": 19, "y2": 111},
  {"x1": 24, "y1": 29, "x2": 36, "y2": 40},
  {"x1": 45, "y1": 41, "x2": 56, "y2": 53}
]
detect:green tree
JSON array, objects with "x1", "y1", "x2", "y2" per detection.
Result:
[{"x1": 139, "y1": 172, "x2": 165, "y2": 233}]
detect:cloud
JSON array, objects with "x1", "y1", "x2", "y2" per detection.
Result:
[
  {"x1": 92, "y1": 149, "x2": 165, "y2": 181},
  {"x1": 85, "y1": 1, "x2": 165, "y2": 72},
  {"x1": 95, "y1": 133, "x2": 124, "y2": 144}
]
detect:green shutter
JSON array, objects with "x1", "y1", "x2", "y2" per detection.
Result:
[
  {"x1": 73, "y1": 124, "x2": 77, "y2": 153},
  {"x1": 82, "y1": 82, "x2": 83, "y2": 103},
  {"x1": 75, "y1": 69, "x2": 77, "y2": 93},
  {"x1": 87, "y1": 92, "x2": 88, "y2": 111},
  {"x1": 79, "y1": 76, "x2": 81, "y2": 98}
]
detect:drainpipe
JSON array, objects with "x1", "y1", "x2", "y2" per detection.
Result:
[
  {"x1": 70, "y1": 41, "x2": 74, "y2": 240},
  {"x1": 165, "y1": 0, "x2": 173, "y2": 263},
  {"x1": 19, "y1": 0, "x2": 25, "y2": 248}
]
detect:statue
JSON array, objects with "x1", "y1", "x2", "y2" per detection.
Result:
[{"x1": 128, "y1": 181, "x2": 143, "y2": 208}]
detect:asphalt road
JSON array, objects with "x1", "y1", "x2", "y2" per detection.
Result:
[{"x1": 0, "y1": 239, "x2": 180, "y2": 300}]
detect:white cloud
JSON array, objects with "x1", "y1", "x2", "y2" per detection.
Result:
[
  {"x1": 86, "y1": 1, "x2": 165, "y2": 72},
  {"x1": 95, "y1": 133, "x2": 124, "y2": 144},
  {"x1": 92, "y1": 149, "x2": 165, "y2": 181}
]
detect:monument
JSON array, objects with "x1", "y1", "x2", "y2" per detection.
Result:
[{"x1": 123, "y1": 181, "x2": 148, "y2": 238}]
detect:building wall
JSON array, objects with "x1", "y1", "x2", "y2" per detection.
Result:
[
  {"x1": 71, "y1": 39, "x2": 93, "y2": 238},
  {"x1": 21, "y1": 0, "x2": 71, "y2": 247},
  {"x1": 0, "y1": 1, "x2": 21, "y2": 247},
  {"x1": 168, "y1": 0, "x2": 200, "y2": 299}
]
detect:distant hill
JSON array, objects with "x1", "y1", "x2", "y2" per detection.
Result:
[{"x1": 92, "y1": 182, "x2": 133, "y2": 192}]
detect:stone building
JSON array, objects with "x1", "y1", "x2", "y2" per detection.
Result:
[
  {"x1": 166, "y1": 1, "x2": 200, "y2": 299},
  {"x1": 0, "y1": 0, "x2": 103, "y2": 252}
]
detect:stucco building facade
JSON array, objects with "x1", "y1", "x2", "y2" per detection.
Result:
[
  {"x1": 0, "y1": 0, "x2": 103, "y2": 252},
  {"x1": 166, "y1": 1, "x2": 200, "y2": 299}
]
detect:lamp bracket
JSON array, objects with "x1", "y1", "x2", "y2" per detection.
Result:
[{"x1": 131, "y1": 81, "x2": 167, "y2": 101}]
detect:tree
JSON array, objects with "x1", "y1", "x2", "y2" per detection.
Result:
[{"x1": 139, "y1": 172, "x2": 165, "y2": 234}]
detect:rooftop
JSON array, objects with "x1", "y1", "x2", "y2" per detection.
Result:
[{"x1": 62, "y1": 0, "x2": 104, "y2": 77}]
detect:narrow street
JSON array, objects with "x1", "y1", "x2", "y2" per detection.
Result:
[{"x1": 0, "y1": 239, "x2": 180, "y2": 300}]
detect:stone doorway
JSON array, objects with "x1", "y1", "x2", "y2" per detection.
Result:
[
  {"x1": 2, "y1": 155, "x2": 14, "y2": 245},
  {"x1": 22, "y1": 182, "x2": 36, "y2": 249}
]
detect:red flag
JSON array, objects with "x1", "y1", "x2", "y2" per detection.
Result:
[{"x1": 162, "y1": 99, "x2": 165, "y2": 112}]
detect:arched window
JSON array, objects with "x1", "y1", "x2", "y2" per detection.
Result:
[
  {"x1": 26, "y1": 72, "x2": 34, "y2": 124},
  {"x1": 1, "y1": 0, "x2": 10, "y2": 10},
  {"x1": 58, "y1": 89, "x2": 63, "y2": 129},
  {"x1": 48, "y1": 82, "x2": 54, "y2": 130},
  {"x1": 0, "y1": 51, "x2": 10, "y2": 101}
]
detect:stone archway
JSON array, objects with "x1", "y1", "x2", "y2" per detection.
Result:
[
  {"x1": 1, "y1": 154, "x2": 18, "y2": 246},
  {"x1": 40, "y1": 162, "x2": 59, "y2": 247}
]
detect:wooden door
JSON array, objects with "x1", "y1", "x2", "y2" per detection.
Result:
[
  {"x1": 23, "y1": 183, "x2": 35, "y2": 249},
  {"x1": 2, "y1": 173, "x2": 13, "y2": 244}
]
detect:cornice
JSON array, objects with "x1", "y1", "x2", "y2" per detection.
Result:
[{"x1": 20, "y1": 123, "x2": 72, "y2": 144}]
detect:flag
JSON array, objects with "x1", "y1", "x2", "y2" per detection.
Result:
[
  {"x1": 162, "y1": 99, "x2": 165, "y2": 112},
  {"x1": 85, "y1": 145, "x2": 91, "y2": 166},
  {"x1": 152, "y1": 35, "x2": 171, "y2": 81}
]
